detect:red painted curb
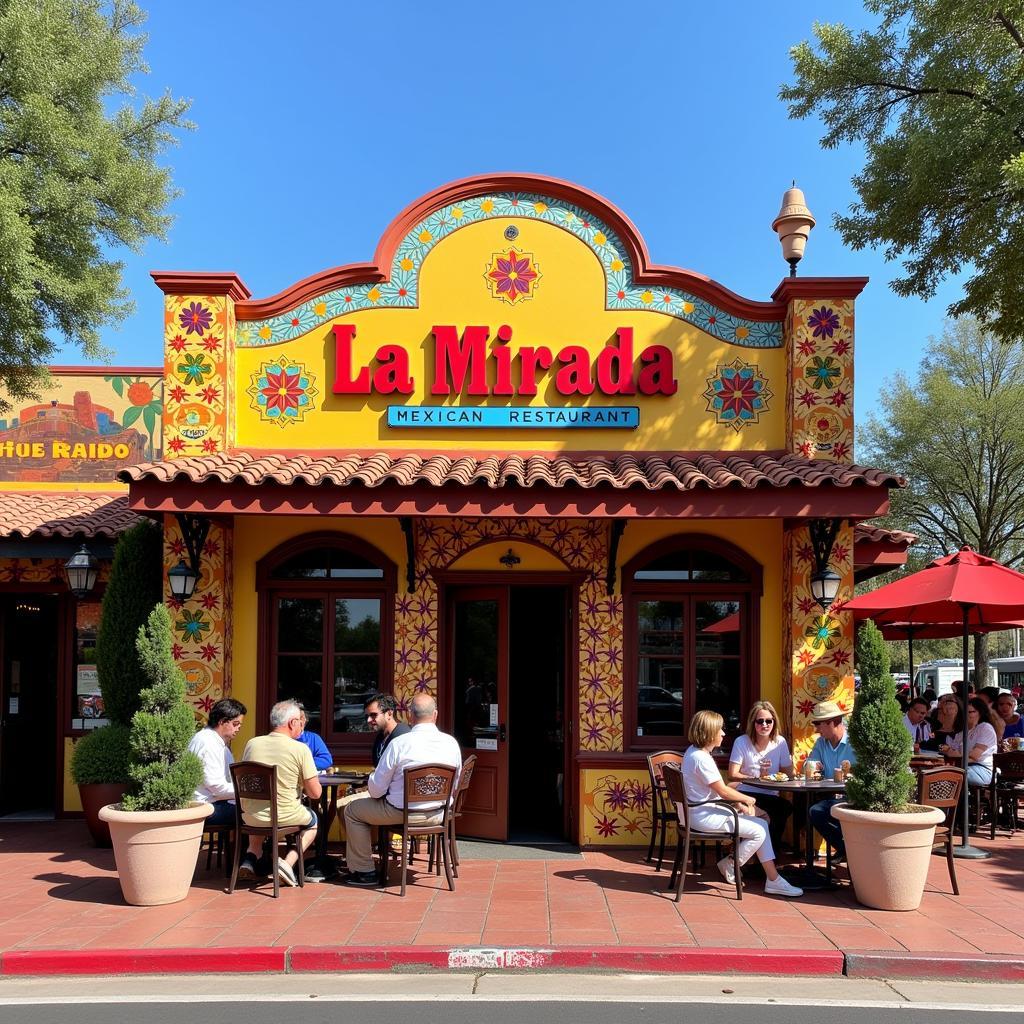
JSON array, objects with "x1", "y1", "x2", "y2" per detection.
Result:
[
  {"x1": 0, "y1": 947, "x2": 285, "y2": 977},
  {"x1": 288, "y1": 946, "x2": 845, "y2": 975},
  {"x1": 844, "y1": 950, "x2": 1024, "y2": 982}
]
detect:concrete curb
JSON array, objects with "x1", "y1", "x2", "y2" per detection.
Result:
[
  {"x1": 2, "y1": 945, "x2": 1022, "y2": 979},
  {"x1": 844, "y1": 950, "x2": 1024, "y2": 982}
]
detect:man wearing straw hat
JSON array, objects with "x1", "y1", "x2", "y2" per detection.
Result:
[{"x1": 806, "y1": 700, "x2": 857, "y2": 863}]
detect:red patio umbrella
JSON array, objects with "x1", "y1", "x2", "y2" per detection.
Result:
[{"x1": 844, "y1": 546, "x2": 1024, "y2": 858}]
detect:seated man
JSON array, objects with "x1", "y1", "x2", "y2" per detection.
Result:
[
  {"x1": 187, "y1": 698, "x2": 246, "y2": 827},
  {"x1": 297, "y1": 708, "x2": 332, "y2": 771},
  {"x1": 368, "y1": 693, "x2": 410, "y2": 767},
  {"x1": 806, "y1": 700, "x2": 857, "y2": 861},
  {"x1": 902, "y1": 697, "x2": 932, "y2": 750},
  {"x1": 238, "y1": 699, "x2": 322, "y2": 887},
  {"x1": 342, "y1": 693, "x2": 461, "y2": 887}
]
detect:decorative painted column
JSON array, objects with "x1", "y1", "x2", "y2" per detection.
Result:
[
  {"x1": 152, "y1": 273, "x2": 250, "y2": 715},
  {"x1": 774, "y1": 278, "x2": 866, "y2": 763}
]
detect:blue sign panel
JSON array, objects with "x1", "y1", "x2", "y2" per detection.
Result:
[{"x1": 386, "y1": 406, "x2": 639, "y2": 429}]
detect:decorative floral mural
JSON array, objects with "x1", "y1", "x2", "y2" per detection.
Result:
[
  {"x1": 702, "y1": 358, "x2": 773, "y2": 432},
  {"x1": 162, "y1": 294, "x2": 231, "y2": 458},
  {"x1": 235, "y1": 192, "x2": 784, "y2": 350},
  {"x1": 246, "y1": 356, "x2": 319, "y2": 427},
  {"x1": 164, "y1": 516, "x2": 232, "y2": 721},
  {"x1": 484, "y1": 248, "x2": 541, "y2": 304},
  {"x1": 391, "y1": 517, "x2": 623, "y2": 754},
  {"x1": 580, "y1": 768, "x2": 664, "y2": 847}
]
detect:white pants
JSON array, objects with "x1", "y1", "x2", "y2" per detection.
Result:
[{"x1": 686, "y1": 806, "x2": 774, "y2": 865}]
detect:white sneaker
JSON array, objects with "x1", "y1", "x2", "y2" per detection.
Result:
[
  {"x1": 717, "y1": 857, "x2": 736, "y2": 884},
  {"x1": 765, "y1": 875, "x2": 803, "y2": 898},
  {"x1": 272, "y1": 858, "x2": 298, "y2": 887}
]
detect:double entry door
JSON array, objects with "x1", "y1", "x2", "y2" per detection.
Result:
[{"x1": 447, "y1": 584, "x2": 569, "y2": 842}]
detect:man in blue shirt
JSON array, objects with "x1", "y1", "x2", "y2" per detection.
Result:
[
  {"x1": 298, "y1": 710, "x2": 332, "y2": 771},
  {"x1": 806, "y1": 700, "x2": 857, "y2": 861}
]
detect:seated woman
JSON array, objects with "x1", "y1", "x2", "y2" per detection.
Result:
[
  {"x1": 924, "y1": 694, "x2": 962, "y2": 751},
  {"x1": 996, "y1": 692, "x2": 1024, "y2": 743},
  {"x1": 682, "y1": 710, "x2": 802, "y2": 899},
  {"x1": 727, "y1": 701, "x2": 793, "y2": 850},
  {"x1": 940, "y1": 696, "x2": 997, "y2": 787}
]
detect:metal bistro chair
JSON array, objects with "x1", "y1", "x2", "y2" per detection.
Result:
[
  {"x1": 378, "y1": 763, "x2": 457, "y2": 897},
  {"x1": 993, "y1": 751, "x2": 1024, "y2": 834},
  {"x1": 645, "y1": 750, "x2": 683, "y2": 872},
  {"x1": 662, "y1": 763, "x2": 743, "y2": 901},
  {"x1": 200, "y1": 820, "x2": 234, "y2": 878},
  {"x1": 227, "y1": 761, "x2": 307, "y2": 898},
  {"x1": 916, "y1": 765, "x2": 965, "y2": 896}
]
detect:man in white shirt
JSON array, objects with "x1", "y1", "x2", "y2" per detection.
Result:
[
  {"x1": 902, "y1": 697, "x2": 933, "y2": 750},
  {"x1": 187, "y1": 698, "x2": 247, "y2": 827},
  {"x1": 342, "y1": 693, "x2": 461, "y2": 887}
]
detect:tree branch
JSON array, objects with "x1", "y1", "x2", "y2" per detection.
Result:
[{"x1": 995, "y1": 11, "x2": 1024, "y2": 55}]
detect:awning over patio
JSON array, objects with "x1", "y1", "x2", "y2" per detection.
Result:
[
  {"x1": 118, "y1": 449, "x2": 903, "y2": 520},
  {"x1": 852, "y1": 522, "x2": 916, "y2": 582}
]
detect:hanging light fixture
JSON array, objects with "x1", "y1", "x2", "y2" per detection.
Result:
[
  {"x1": 63, "y1": 544, "x2": 99, "y2": 599},
  {"x1": 808, "y1": 518, "x2": 842, "y2": 612},
  {"x1": 167, "y1": 557, "x2": 199, "y2": 600},
  {"x1": 166, "y1": 513, "x2": 210, "y2": 601}
]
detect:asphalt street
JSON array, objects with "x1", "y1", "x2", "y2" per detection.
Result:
[{"x1": 0, "y1": 974, "x2": 1021, "y2": 1024}]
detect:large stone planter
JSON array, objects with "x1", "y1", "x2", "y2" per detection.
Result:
[
  {"x1": 831, "y1": 802, "x2": 944, "y2": 911},
  {"x1": 78, "y1": 783, "x2": 127, "y2": 847},
  {"x1": 99, "y1": 802, "x2": 214, "y2": 906}
]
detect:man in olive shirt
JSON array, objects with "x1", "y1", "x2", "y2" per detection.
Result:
[{"x1": 239, "y1": 699, "x2": 322, "y2": 887}]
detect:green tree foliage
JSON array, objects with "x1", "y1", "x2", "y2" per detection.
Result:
[
  {"x1": 846, "y1": 620, "x2": 915, "y2": 812},
  {"x1": 96, "y1": 519, "x2": 163, "y2": 725},
  {"x1": 69, "y1": 722, "x2": 131, "y2": 785},
  {"x1": 782, "y1": 3, "x2": 1024, "y2": 339},
  {"x1": 122, "y1": 603, "x2": 201, "y2": 812},
  {"x1": 0, "y1": 0, "x2": 191, "y2": 411},
  {"x1": 860, "y1": 319, "x2": 1024, "y2": 682}
]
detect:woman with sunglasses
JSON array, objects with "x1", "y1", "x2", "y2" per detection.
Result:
[
  {"x1": 727, "y1": 700, "x2": 793, "y2": 850},
  {"x1": 924, "y1": 695, "x2": 963, "y2": 751}
]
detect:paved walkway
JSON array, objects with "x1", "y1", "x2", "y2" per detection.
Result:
[{"x1": 0, "y1": 822, "x2": 1021, "y2": 957}]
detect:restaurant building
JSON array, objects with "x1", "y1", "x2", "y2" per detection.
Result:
[{"x1": 0, "y1": 174, "x2": 911, "y2": 841}]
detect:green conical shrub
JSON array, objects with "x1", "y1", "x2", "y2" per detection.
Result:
[
  {"x1": 96, "y1": 520, "x2": 163, "y2": 726},
  {"x1": 121, "y1": 604, "x2": 202, "y2": 812},
  {"x1": 845, "y1": 619, "x2": 915, "y2": 812}
]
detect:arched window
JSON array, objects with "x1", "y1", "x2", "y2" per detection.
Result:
[
  {"x1": 256, "y1": 533, "x2": 395, "y2": 750},
  {"x1": 622, "y1": 535, "x2": 762, "y2": 748}
]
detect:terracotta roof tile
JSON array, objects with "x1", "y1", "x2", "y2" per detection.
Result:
[
  {"x1": 118, "y1": 450, "x2": 904, "y2": 494},
  {"x1": 0, "y1": 493, "x2": 140, "y2": 540},
  {"x1": 853, "y1": 522, "x2": 917, "y2": 547}
]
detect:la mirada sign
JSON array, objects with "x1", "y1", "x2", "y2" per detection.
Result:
[{"x1": 332, "y1": 324, "x2": 677, "y2": 430}]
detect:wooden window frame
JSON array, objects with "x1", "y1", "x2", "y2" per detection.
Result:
[
  {"x1": 256, "y1": 532, "x2": 395, "y2": 758},
  {"x1": 622, "y1": 534, "x2": 762, "y2": 751}
]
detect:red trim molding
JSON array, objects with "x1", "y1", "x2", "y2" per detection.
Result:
[
  {"x1": 150, "y1": 272, "x2": 251, "y2": 301},
  {"x1": 771, "y1": 277, "x2": 869, "y2": 303},
  {"x1": 125, "y1": 479, "x2": 892, "y2": 520},
  {"x1": 235, "y1": 174, "x2": 791, "y2": 323},
  {"x1": 47, "y1": 365, "x2": 163, "y2": 376}
]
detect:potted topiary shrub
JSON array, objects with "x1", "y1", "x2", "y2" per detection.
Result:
[
  {"x1": 99, "y1": 604, "x2": 211, "y2": 906},
  {"x1": 69, "y1": 724, "x2": 131, "y2": 847},
  {"x1": 830, "y1": 620, "x2": 944, "y2": 911},
  {"x1": 75, "y1": 520, "x2": 163, "y2": 846}
]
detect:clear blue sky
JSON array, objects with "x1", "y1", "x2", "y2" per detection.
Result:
[{"x1": 67, "y1": 0, "x2": 964, "y2": 432}]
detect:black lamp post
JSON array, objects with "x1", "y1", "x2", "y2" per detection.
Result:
[{"x1": 63, "y1": 544, "x2": 99, "y2": 599}]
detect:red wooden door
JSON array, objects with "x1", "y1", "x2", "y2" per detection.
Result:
[{"x1": 448, "y1": 586, "x2": 509, "y2": 840}]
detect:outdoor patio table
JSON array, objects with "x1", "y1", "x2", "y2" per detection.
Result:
[
  {"x1": 313, "y1": 771, "x2": 370, "y2": 863},
  {"x1": 741, "y1": 777, "x2": 846, "y2": 886}
]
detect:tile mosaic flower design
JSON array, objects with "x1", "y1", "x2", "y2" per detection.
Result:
[
  {"x1": 485, "y1": 248, "x2": 541, "y2": 304},
  {"x1": 702, "y1": 358, "x2": 773, "y2": 432},
  {"x1": 246, "y1": 357, "x2": 319, "y2": 428}
]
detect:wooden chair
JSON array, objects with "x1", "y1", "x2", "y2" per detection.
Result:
[
  {"x1": 662, "y1": 763, "x2": 743, "y2": 901},
  {"x1": 377, "y1": 763, "x2": 457, "y2": 897},
  {"x1": 993, "y1": 751, "x2": 1024, "y2": 834},
  {"x1": 200, "y1": 821, "x2": 234, "y2": 877},
  {"x1": 446, "y1": 754, "x2": 477, "y2": 878},
  {"x1": 916, "y1": 766, "x2": 964, "y2": 896},
  {"x1": 645, "y1": 751, "x2": 683, "y2": 872},
  {"x1": 227, "y1": 761, "x2": 307, "y2": 898}
]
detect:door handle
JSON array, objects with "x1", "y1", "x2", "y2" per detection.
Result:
[{"x1": 499, "y1": 723, "x2": 507, "y2": 742}]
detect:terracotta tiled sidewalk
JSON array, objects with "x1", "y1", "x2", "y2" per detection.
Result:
[{"x1": 0, "y1": 822, "x2": 1022, "y2": 956}]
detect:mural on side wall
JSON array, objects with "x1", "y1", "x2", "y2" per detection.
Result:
[{"x1": 0, "y1": 372, "x2": 162, "y2": 483}]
